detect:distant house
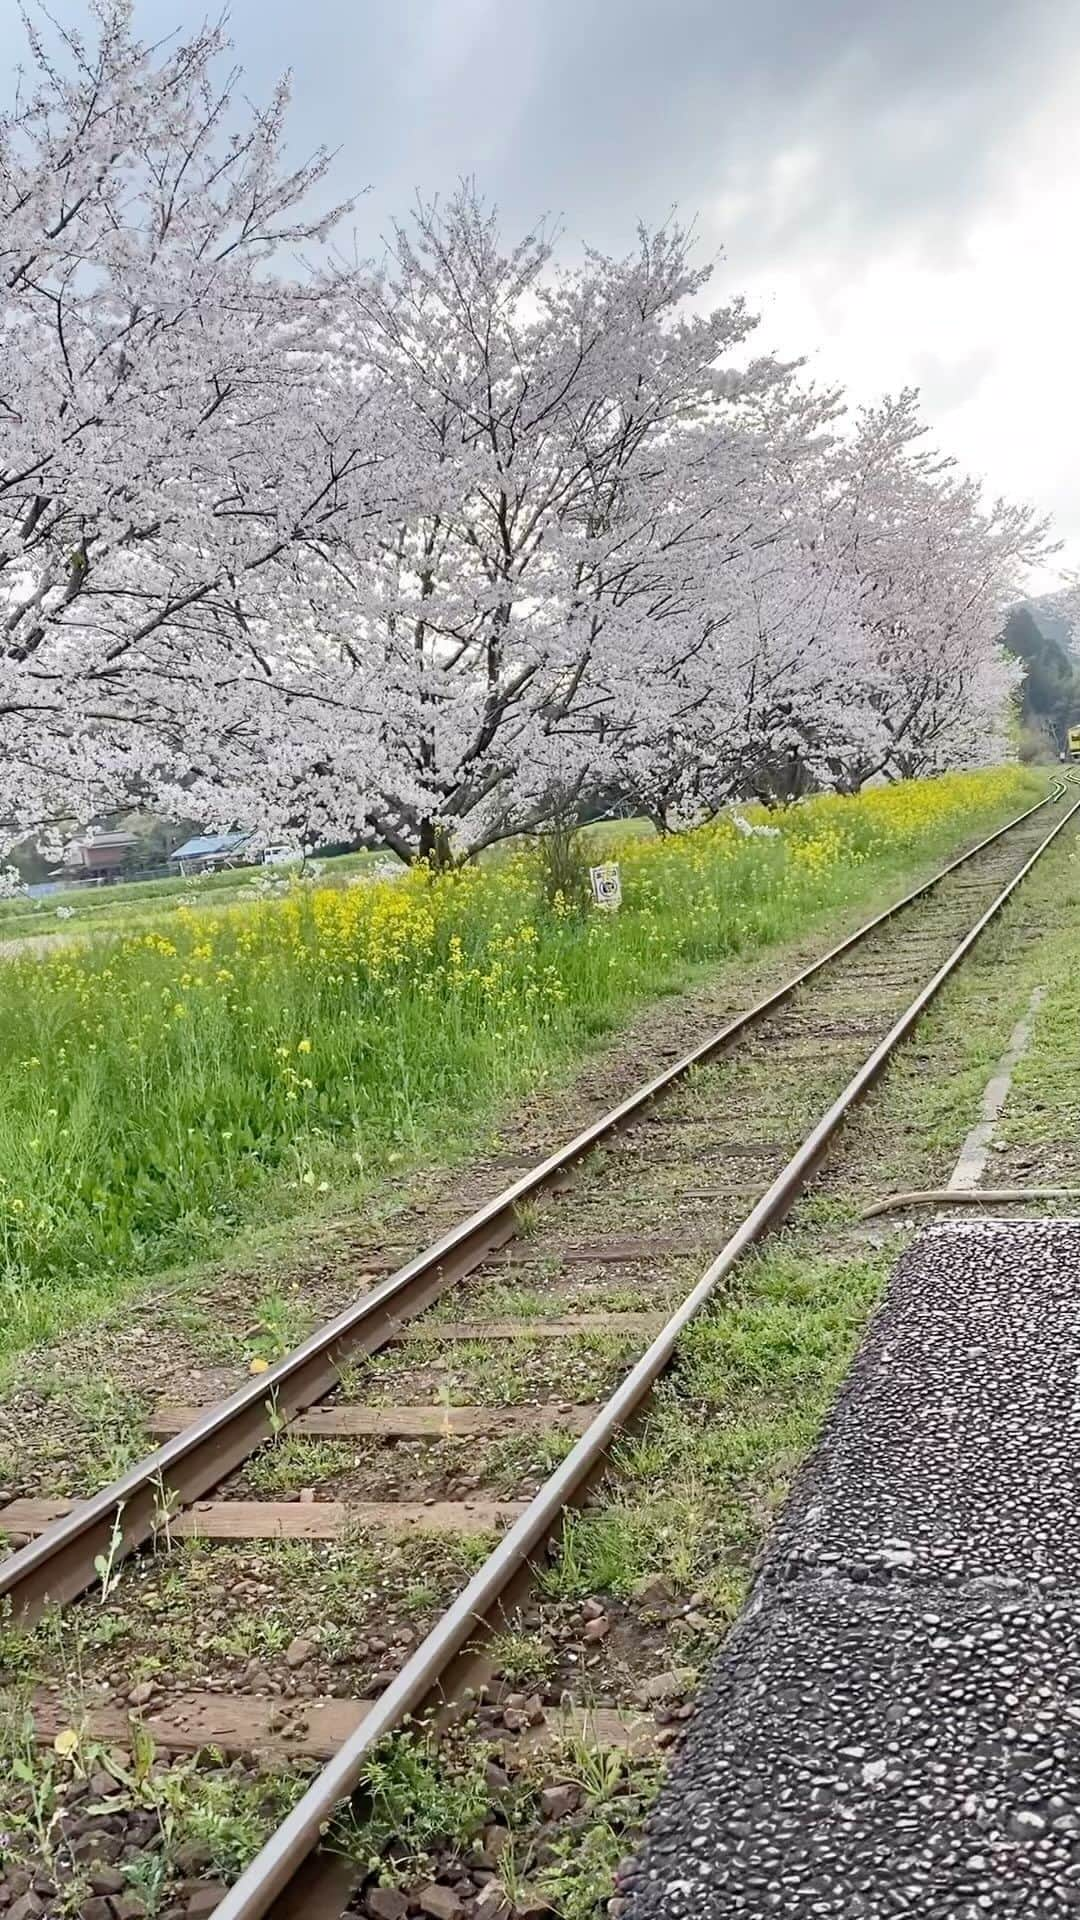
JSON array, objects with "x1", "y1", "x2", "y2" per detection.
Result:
[
  {"x1": 169, "y1": 831, "x2": 254, "y2": 875},
  {"x1": 67, "y1": 831, "x2": 140, "y2": 881}
]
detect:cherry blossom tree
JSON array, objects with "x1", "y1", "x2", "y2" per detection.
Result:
[
  {"x1": 798, "y1": 392, "x2": 1047, "y2": 787},
  {"x1": 0, "y1": 0, "x2": 381, "y2": 854},
  {"x1": 194, "y1": 189, "x2": 835, "y2": 860},
  {"x1": 609, "y1": 385, "x2": 1046, "y2": 821},
  {"x1": 613, "y1": 471, "x2": 876, "y2": 826},
  {"x1": 0, "y1": 8, "x2": 1050, "y2": 864}
]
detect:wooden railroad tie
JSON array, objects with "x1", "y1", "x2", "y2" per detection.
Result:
[
  {"x1": 148, "y1": 1401, "x2": 599, "y2": 1440},
  {"x1": 1, "y1": 1497, "x2": 528, "y2": 1542},
  {"x1": 30, "y1": 1688, "x2": 660, "y2": 1762}
]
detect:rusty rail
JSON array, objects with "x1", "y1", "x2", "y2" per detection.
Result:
[
  {"x1": 203, "y1": 785, "x2": 1080, "y2": 1920},
  {"x1": 0, "y1": 784, "x2": 1063, "y2": 1637}
]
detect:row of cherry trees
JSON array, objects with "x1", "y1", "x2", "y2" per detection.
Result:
[{"x1": 0, "y1": 4, "x2": 1049, "y2": 864}]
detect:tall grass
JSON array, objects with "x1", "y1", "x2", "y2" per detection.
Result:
[{"x1": 0, "y1": 767, "x2": 1044, "y2": 1357}]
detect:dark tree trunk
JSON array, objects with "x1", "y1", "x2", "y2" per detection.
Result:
[{"x1": 418, "y1": 817, "x2": 456, "y2": 869}]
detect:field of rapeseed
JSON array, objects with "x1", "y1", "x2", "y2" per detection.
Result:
[{"x1": 0, "y1": 766, "x2": 1044, "y2": 1358}]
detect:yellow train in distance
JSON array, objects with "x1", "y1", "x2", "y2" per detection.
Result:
[{"x1": 1069, "y1": 726, "x2": 1080, "y2": 760}]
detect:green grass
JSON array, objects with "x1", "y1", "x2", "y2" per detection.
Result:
[
  {"x1": 998, "y1": 933, "x2": 1080, "y2": 1153},
  {"x1": 10, "y1": 1372, "x2": 151, "y2": 1497},
  {"x1": 0, "y1": 767, "x2": 1045, "y2": 1364},
  {"x1": 245, "y1": 1435, "x2": 354, "y2": 1496},
  {"x1": 536, "y1": 1239, "x2": 894, "y2": 1611},
  {"x1": 341, "y1": 1731, "x2": 497, "y2": 1875},
  {"x1": 487, "y1": 1628, "x2": 559, "y2": 1687},
  {"x1": 329, "y1": 1722, "x2": 662, "y2": 1920},
  {"x1": 537, "y1": 808, "x2": 1080, "y2": 1624},
  {"x1": 0, "y1": 1704, "x2": 314, "y2": 1911},
  {"x1": 0, "y1": 847, "x2": 389, "y2": 940}
]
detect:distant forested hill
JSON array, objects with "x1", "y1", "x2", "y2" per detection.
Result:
[
  {"x1": 1025, "y1": 597, "x2": 1078, "y2": 661},
  {"x1": 1004, "y1": 604, "x2": 1080, "y2": 754}
]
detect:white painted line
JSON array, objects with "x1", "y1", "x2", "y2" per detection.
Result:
[{"x1": 946, "y1": 985, "x2": 1046, "y2": 1191}]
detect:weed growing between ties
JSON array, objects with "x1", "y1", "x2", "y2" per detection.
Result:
[
  {"x1": 0, "y1": 1706, "x2": 315, "y2": 1912},
  {"x1": 332, "y1": 1723, "x2": 664, "y2": 1920},
  {"x1": 0, "y1": 1702, "x2": 660, "y2": 1918},
  {"x1": 0, "y1": 766, "x2": 1042, "y2": 1360},
  {"x1": 538, "y1": 1242, "x2": 891, "y2": 1617},
  {"x1": 1, "y1": 1528, "x2": 503, "y2": 1704},
  {"x1": 0, "y1": 1372, "x2": 151, "y2": 1500}
]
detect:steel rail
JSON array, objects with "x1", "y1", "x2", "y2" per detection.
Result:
[
  {"x1": 215, "y1": 787, "x2": 1080, "y2": 1920},
  {"x1": 0, "y1": 786, "x2": 1061, "y2": 1627}
]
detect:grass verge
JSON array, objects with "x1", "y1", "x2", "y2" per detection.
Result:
[{"x1": 0, "y1": 768, "x2": 1045, "y2": 1364}]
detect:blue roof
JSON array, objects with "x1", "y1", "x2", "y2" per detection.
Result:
[{"x1": 170, "y1": 832, "x2": 251, "y2": 861}]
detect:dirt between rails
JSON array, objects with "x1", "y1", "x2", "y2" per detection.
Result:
[{"x1": 0, "y1": 807, "x2": 1070, "y2": 1920}]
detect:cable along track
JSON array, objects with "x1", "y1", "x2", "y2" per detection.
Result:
[{"x1": 2, "y1": 785, "x2": 1076, "y2": 1920}]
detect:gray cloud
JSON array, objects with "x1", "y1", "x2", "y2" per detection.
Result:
[
  {"x1": 280, "y1": 0, "x2": 1073, "y2": 269},
  {"x1": 13, "y1": 0, "x2": 1062, "y2": 259}
]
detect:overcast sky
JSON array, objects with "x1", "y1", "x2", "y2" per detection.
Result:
[{"x1": 6, "y1": 0, "x2": 1080, "y2": 584}]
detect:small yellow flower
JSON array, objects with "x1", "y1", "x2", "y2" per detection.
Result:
[{"x1": 296, "y1": 1037, "x2": 313, "y2": 1054}]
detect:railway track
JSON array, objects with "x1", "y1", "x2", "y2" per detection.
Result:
[{"x1": 2, "y1": 784, "x2": 1077, "y2": 1920}]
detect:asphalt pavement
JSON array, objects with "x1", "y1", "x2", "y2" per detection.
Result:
[{"x1": 622, "y1": 1218, "x2": 1080, "y2": 1918}]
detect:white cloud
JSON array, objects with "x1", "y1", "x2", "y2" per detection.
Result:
[{"x1": 718, "y1": 54, "x2": 1080, "y2": 587}]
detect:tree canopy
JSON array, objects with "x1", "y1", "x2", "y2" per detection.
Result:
[{"x1": 0, "y1": 4, "x2": 1050, "y2": 863}]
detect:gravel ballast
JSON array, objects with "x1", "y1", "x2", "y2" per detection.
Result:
[{"x1": 623, "y1": 1218, "x2": 1080, "y2": 1918}]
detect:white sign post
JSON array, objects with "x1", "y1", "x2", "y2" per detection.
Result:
[{"x1": 589, "y1": 861, "x2": 622, "y2": 910}]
